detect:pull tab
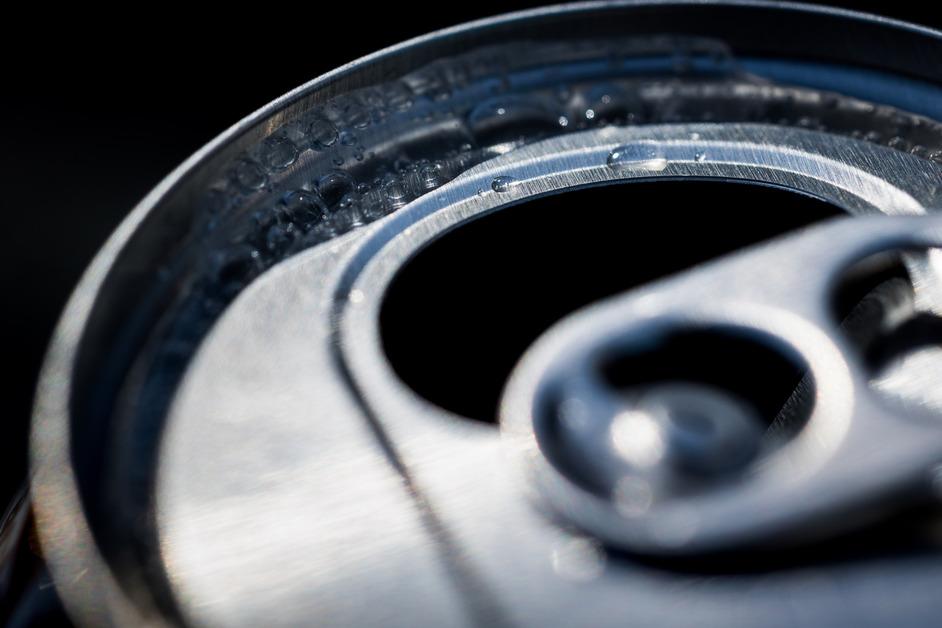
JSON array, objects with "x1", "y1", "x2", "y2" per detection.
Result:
[{"x1": 501, "y1": 215, "x2": 942, "y2": 555}]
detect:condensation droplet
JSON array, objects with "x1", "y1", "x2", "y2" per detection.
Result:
[
  {"x1": 606, "y1": 143, "x2": 669, "y2": 172},
  {"x1": 491, "y1": 175, "x2": 518, "y2": 193},
  {"x1": 348, "y1": 108, "x2": 371, "y2": 129},
  {"x1": 260, "y1": 136, "x2": 298, "y2": 171},
  {"x1": 232, "y1": 159, "x2": 267, "y2": 191},
  {"x1": 383, "y1": 179, "x2": 409, "y2": 209},
  {"x1": 308, "y1": 118, "x2": 339, "y2": 150},
  {"x1": 419, "y1": 163, "x2": 444, "y2": 190},
  {"x1": 888, "y1": 136, "x2": 912, "y2": 152},
  {"x1": 281, "y1": 190, "x2": 328, "y2": 228},
  {"x1": 317, "y1": 170, "x2": 356, "y2": 207}
]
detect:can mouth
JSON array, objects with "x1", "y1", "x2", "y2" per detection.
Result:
[
  {"x1": 380, "y1": 179, "x2": 843, "y2": 423},
  {"x1": 30, "y1": 3, "x2": 942, "y2": 627}
]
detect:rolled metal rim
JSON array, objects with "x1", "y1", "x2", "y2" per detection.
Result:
[{"x1": 30, "y1": 2, "x2": 942, "y2": 625}]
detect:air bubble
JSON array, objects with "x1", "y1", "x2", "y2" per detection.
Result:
[
  {"x1": 491, "y1": 175, "x2": 518, "y2": 193},
  {"x1": 606, "y1": 143, "x2": 669, "y2": 172}
]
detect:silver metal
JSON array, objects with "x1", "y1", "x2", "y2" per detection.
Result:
[
  {"x1": 501, "y1": 212, "x2": 942, "y2": 554},
  {"x1": 29, "y1": 2, "x2": 942, "y2": 626},
  {"x1": 158, "y1": 125, "x2": 942, "y2": 626}
]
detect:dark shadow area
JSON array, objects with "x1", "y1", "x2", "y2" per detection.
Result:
[{"x1": 381, "y1": 180, "x2": 843, "y2": 422}]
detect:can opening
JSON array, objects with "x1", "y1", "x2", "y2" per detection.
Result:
[{"x1": 380, "y1": 179, "x2": 844, "y2": 423}]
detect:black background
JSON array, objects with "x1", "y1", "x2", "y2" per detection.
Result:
[{"x1": 4, "y1": 0, "x2": 942, "y2": 506}]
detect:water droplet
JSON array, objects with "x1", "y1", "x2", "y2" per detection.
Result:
[
  {"x1": 308, "y1": 118, "x2": 339, "y2": 150},
  {"x1": 467, "y1": 96, "x2": 559, "y2": 144},
  {"x1": 326, "y1": 210, "x2": 357, "y2": 235},
  {"x1": 338, "y1": 193, "x2": 359, "y2": 211},
  {"x1": 888, "y1": 136, "x2": 913, "y2": 152},
  {"x1": 606, "y1": 143, "x2": 669, "y2": 173},
  {"x1": 558, "y1": 116, "x2": 569, "y2": 128},
  {"x1": 384, "y1": 82, "x2": 414, "y2": 111},
  {"x1": 694, "y1": 151, "x2": 707, "y2": 163},
  {"x1": 383, "y1": 179, "x2": 409, "y2": 209},
  {"x1": 491, "y1": 175, "x2": 517, "y2": 193},
  {"x1": 231, "y1": 159, "x2": 267, "y2": 191},
  {"x1": 340, "y1": 130, "x2": 357, "y2": 146},
  {"x1": 260, "y1": 136, "x2": 298, "y2": 171},
  {"x1": 317, "y1": 170, "x2": 356, "y2": 207},
  {"x1": 335, "y1": 194, "x2": 367, "y2": 227},
  {"x1": 419, "y1": 163, "x2": 444, "y2": 190},
  {"x1": 348, "y1": 108, "x2": 371, "y2": 129},
  {"x1": 584, "y1": 108, "x2": 596, "y2": 121},
  {"x1": 280, "y1": 190, "x2": 328, "y2": 229}
]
